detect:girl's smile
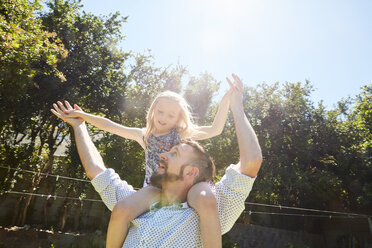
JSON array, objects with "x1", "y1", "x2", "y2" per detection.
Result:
[{"x1": 153, "y1": 99, "x2": 181, "y2": 135}]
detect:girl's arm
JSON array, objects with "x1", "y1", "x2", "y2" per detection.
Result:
[
  {"x1": 193, "y1": 84, "x2": 233, "y2": 141},
  {"x1": 57, "y1": 101, "x2": 145, "y2": 149}
]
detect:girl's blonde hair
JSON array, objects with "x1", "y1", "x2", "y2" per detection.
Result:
[{"x1": 144, "y1": 91, "x2": 198, "y2": 147}]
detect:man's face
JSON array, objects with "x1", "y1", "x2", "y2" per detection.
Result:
[{"x1": 150, "y1": 144, "x2": 196, "y2": 187}]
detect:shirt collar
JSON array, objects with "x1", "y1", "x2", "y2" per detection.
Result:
[{"x1": 150, "y1": 201, "x2": 189, "y2": 211}]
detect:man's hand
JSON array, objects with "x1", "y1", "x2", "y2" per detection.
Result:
[
  {"x1": 226, "y1": 73, "x2": 244, "y2": 110},
  {"x1": 226, "y1": 73, "x2": 262, "y2": 177},
  {"x1": 51, "y1": 101, "x2": 84, "y2": 127}
]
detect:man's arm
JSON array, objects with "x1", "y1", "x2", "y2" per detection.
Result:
[
  {"x1": 72, "y1": 122, "x2": 106, "y2": 180},
  {"x1": 214, "y1": 74, "x2": 262, "y2": 234},
  {"x1": 52, "y1": 101, "x2": 137, "y2": 210},
  {"x1": 74, "y1": 122, "x2": 137, "y2": 210},
  {"x1": 51, "y1": 102, "x2": 106, "y2": 179},
  {"x1": 228, "y1": 74, "x2": 262, "y2": 178}
]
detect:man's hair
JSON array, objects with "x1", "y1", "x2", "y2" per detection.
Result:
[{"x1": 181, "y1": 139, "x2": 215, "y2": 184}]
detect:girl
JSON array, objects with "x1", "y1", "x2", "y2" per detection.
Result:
[{"x1": 54, "y1": 84, "x2": 233, "y2": 248}]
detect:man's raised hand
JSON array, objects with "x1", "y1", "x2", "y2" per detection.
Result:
[
  {"x1": 226, "y1": 73, "x2": 244, "y2": 109},
  {"x1": 51, "y1": 101, "x2": 84, "y2": 127}
]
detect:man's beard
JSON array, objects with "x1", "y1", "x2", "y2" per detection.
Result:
[{"x1": 150, "y1": 160, "x2": 184, "y2": 189}]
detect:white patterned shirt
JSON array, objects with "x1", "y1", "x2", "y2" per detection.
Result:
[{"x1": 91, "y1": 165, "x2": 256, "y2": 248}]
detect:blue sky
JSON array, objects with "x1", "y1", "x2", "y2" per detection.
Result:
[{"x1": 80, "y1": 0, "x2": 371, "y2": 109}]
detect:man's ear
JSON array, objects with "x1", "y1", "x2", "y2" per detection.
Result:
[{"x1": 184, "y1": 166, "x2": 199, "y2": 178}]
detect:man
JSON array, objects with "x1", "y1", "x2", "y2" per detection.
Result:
[{"x1": 51, "y1": 74, "x2": 262, "y2": 247}]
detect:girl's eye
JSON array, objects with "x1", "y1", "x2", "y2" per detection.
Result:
[
  {"x1": 158, "y1": 110, "x2": 163, "y2": 114},
  {"x1": 169, "y1": 115, "x2": 174, "y2": 118}
]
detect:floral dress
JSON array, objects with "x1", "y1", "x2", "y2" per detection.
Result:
[{"x1": 143, "y1": 128, "x2": 180, "y2": 186}]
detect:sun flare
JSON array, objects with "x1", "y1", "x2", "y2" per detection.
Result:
[{"x1": 188, "y1": 0, "x2": 252, "y2": 52}]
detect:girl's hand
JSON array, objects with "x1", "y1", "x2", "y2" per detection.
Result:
[{"x1": 221, "y1": 76, "x2": 235, "y2": 102}]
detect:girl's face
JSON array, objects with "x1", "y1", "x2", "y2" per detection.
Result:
[{"x1": 153, "y1": 98, "x2": 181, "y2": 135}]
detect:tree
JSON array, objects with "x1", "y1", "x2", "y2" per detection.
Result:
[
  {"x1": 1, "y1": 0, "x2": 189, "y2": 228},
  {"x1": 335, "y1": 85, "x2": 372, "y2": 211},
  {"x1": 0, "y1": 0, "x2": 67, "y2": 127},
  {"x1": 1, "y1": 0, "x2": 129, "y2": 227},
  {"x1": 184, "y1": 72, "x2": 220, "y2": 123}
]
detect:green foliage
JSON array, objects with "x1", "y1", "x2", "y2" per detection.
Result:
[
  {"x1": 0, "y1": 0, "x2": 371, "y2": 236},
  {"x1": 352, "y1": 85, "x2": 372, "y2": 150},
  {"x1": 0, "y1": 0, "x2": 67, "y2": 125},
  {"x1": 184, "y1": 72, "x2": 220, "y2": 123},
  {"x1": 222, "y1": 234, "x2": 240, "y2": 248},
  {"x1": 240, "y1": 81, "x2": 372, "y2": 230}
]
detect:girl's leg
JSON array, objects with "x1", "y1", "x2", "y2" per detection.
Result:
[
  {"x1": 106, "y1": 186, "x2": 160, "y2": 248},
  {"x1": 187, "y1": 182, "x2": 222, "y2": 248}
]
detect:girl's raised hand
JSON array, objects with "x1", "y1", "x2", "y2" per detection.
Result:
[{"x1": 224, "y1": 77, "x2": 234, "y2": 97}]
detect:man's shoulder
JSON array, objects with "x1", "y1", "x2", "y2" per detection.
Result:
[{"x1": 215, "y1": 165, "x2": 256, "y2": 196}]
